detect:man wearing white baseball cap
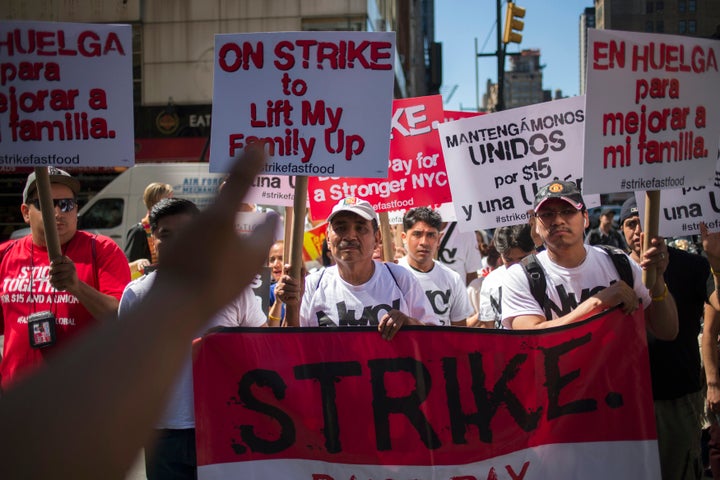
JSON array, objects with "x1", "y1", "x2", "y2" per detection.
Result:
[{"x1": 277, "y1": 196, "x2": 438, "y2": 338}]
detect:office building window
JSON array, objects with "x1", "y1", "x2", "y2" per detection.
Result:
[
  {"x1": 688, "y1": 19, "x2": 697, "y2": 33},
  {"x1": 656, "y1": 20, "x2": 664, "y2": 32},
  {"x1": 678, "y1": 0, "x2": 686, "y2": 13},
  {"x1": 679, "y1": 20, "x2": 686, "y2": 33},
  {"x1": 646, "y1": 2, "x2": 654, "y2": 13},
  {"x1": 656, "y1": 1, "x2": 664, "y2": 12},
  {"x1": 689, "y1": 0, "x2": 696, "y2": 12},
  {"x1": 302, "y1": 17, "x2": 365, "y2": 31},
  {"x1": 645, "y1": 20, "x2": 654, "y2": 32}
]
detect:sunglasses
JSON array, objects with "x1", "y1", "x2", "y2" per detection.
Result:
[{"x1": 29, "y1": 198, "x2": 77, "y2": 213}]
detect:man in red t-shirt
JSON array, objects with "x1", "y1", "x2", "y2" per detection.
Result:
[{"x1": 0, "y1": 168, "x2": 130, "y2": 390}]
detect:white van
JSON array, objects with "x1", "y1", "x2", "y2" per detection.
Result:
[{"x1": 78, "y1": 163, "x2": 225, "y2": 250}]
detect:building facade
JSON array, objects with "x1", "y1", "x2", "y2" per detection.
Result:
[
  {"x1": 0, "y1": 0, "x2": 439, "y2": 238},
  {"x1": 594, "y1": 0, "x2": 720, "y2": 37},
  {"x1": 579, "y1": 7, "x2": 595, "y2": 95},
  {"x1": 482, "y1": 49, "x2": 550, "y2": 112}
]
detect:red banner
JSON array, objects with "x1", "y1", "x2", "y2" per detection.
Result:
[
  {"x1": 193, "y1": 308, "x2": 660, "y2": 479},
  {"x1": 307, "y1": 95, "x2": 451, "y2": 221}
]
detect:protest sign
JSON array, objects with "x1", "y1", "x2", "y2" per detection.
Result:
[
  {"x1": 303, "y1": 222, "x2": 327, "y2": 263},
  {"x1": 307, "y1": 95, "x2": 450, "y2": 221},
  {"x1": 0, "y1": 21, "x2": 134, "y2": 167},
  {"x1": 235, "y1": 210, "x2": 284, "y2": 242},
  {"x1": 194, "y1": 307, "x2": 659, "y2": 479},
  {"x1": 439, "y1": 96, "x2": 597, "y2": 231},
  {"x1": 209, "y1": 31, "x2": 396, "y2": 177},
  {"x1": 244, "y1": 174, "x2": 296, "y2": 207},
  {"x1": 635, "y1": 149, "x2": 720, "y2": 237},
  {"x1": 583, "y1": 29, "x2": 720, "y2": 195},
  {"x1": 444, "y1": 110, "x2": 484, "y2": 121}
]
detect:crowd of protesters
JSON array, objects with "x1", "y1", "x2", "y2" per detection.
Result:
[{"x1": 1, "y1": 151, "x2": 720, "y2": 480}]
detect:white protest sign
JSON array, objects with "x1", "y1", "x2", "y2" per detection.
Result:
[
  {"x1": 636, "y1": 146, "x2": 720, "y2": 237},
  {"x1": 245, "y1": 174, "x2": 296, "y2": 207},
  {"x1": 0, "y1": 21, "x2": 134, "y2": 167},
  {"x1": 438, "y1": 96, "x2": 598, "y2": 231},
  {"x1": 209, "y1": 31, "x2": 396, "y2": 177},
  {"x1": 583, "y1": 29, "x2": 720, "y2": 195},
  {"x1": 235, "y1": 210, "x2": 284, "y2": 242}
]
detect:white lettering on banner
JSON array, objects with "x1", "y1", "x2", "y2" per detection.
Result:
[
  {"x1": 391, "y1": 104, "x2": 440, "y2": 138},
  {"x1": 328, "y1": 179, "x2": 408, "y2": 200}
]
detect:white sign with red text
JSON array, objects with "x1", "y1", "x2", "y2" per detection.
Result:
[
  {"x1": 439, "y1": 96, "x2": 597, "y2": 231},
  {"x1": 209, "y1": 31, "x2": 396, "y2": 177},
  {"x1": 583, "y1": 29, "x2": 720, "y2": 194},
  {"x1": 635, "y1": 149, "x2": 720, "y2": 237},
  {"x1": 0, "y1": 21, "x2": 134, "y2": 167}
]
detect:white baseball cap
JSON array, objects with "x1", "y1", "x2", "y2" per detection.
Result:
[{"x1": 327, "y1": 197, "x2": 377, "y2": 223}]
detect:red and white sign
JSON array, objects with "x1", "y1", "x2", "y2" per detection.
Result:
[
  {"x1": 583, "y1": 29, "x2": 720, "y2": 194},
  {"x1": 194, "y1": 308, "x2": 660, "y2": 479},
  {"x1": 209, "y1": 31, "x2": 396, "y2": 177},
  {"x1": 0, "y1": 21, "x2": 134, "y2": 167},
  {"x1": 308, "y1": 95, "x2": 450, "y2": 221}
]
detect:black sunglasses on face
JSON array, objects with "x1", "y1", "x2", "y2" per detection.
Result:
[{"x1": 29, "y1": 198, "x2": 77, "y2": 213}]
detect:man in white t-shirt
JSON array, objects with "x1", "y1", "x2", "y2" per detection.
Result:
[
  {"x1": 118, "y1": 198, "x2": 267, "y2": 480},
  {"x1": 437, "y1": 220, "x2": 483, "y2": 286},
  {"x1": 478, "y1": 224, "x2": 536, "y2": 328},
  {"x1": 501, "y1": 180, "x2": 677, "y2": 340},
  {"x1": 277, "y1": 197, "x2": 438, "y2": 338},
  {"x1": 397, "y1": 207, "x2": 472, "y2": 326}
]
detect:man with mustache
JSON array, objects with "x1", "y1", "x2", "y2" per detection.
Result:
[
  {"x1": 501, "y1": 180, "x2": 678, "y2": 342},
  {"x1": 277, "y1": 197, "x2": 438, "y2": 338},
  {"x1": 0, "y1": 167, "x2": 131, "y2": 391}
]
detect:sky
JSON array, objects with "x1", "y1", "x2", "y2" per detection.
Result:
[{"x1": 435, "y1": 0, "x2": 594, "y2": 111}]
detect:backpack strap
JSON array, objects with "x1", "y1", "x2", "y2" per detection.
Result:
[
  {"x1": 520, "y1": 253, "x2": 547, "y2": 309},
  {"x1": 383, "y1": 262, "x2": 402, "y2": 289},
  {"x1": 595, "y1": 244, "x2": 634, "y2": 286},
  {"x1": 314, "y1": 267, "x2": 326, "y2": 292},
  {"x1": 520, "y1": 246, "x2": 634, "y2": 312}
]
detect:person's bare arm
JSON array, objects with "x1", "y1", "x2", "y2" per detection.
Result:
[
  {"x1": 452, "y1": 317, "x2": 468, "y2": 327},
  {"x1": 49, "y1": 257, "x2": 121, "y2": 320},
  {"x1": 0, "y1": 146, "x2": 276, "y2": 479},
  {"x1": 702, "y1": 222, "x2": 720, "y2": 308},
  {"x1": 639, "y1": 235, "x2": 678, "y2": 341},
  {"x1": 378, "y1": 310, "x2": 424, "y2": 340},
  {"x1": 704, "y1": 297, "x2": 720, "y2": 416},
  {"x1": 509, "y1": 280, "x2": 639, "y2": 330}
]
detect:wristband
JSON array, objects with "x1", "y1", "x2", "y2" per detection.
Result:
[
  {"x1": 652, "y1": 284, "x2": 668, "y2": 302},
  {"x1": 713, "y1": 267, "x2": 720, "y2": 277},
  {"x1": 268, "y1": 314, "x2": 282, "y2": 323}
]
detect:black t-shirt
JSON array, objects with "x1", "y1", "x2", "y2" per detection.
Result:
[
  {"x1": 124, "y1": 222, "x2": 151, "y2": 262},
  {"x1": 648, "y1": 246, "x2": 711, "y2": 400}
]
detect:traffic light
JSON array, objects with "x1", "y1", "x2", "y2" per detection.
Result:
[{"x1": 503, "y1": 2, "x2": 526, "y2": 44}]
